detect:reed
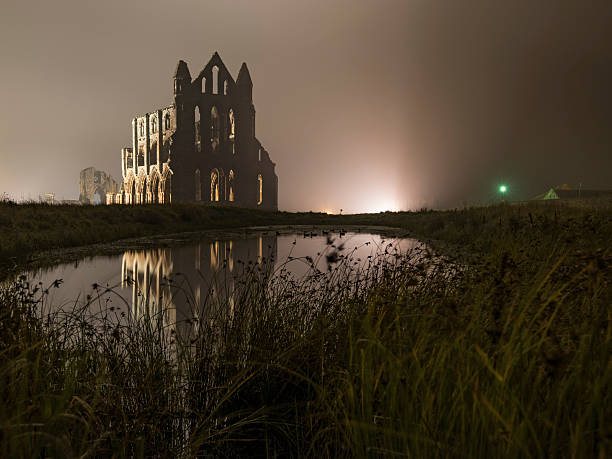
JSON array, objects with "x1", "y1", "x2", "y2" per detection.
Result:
[{"x1": 0, "y1": 204, "x2": 610, "y2": 457}]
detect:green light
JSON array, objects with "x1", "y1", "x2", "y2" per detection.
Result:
[{"x1": 499, "y1": 185, "x2": 507, "y2": 193}]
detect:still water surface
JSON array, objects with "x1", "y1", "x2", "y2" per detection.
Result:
[{"x1": 25, "y1": 231, "x2": 423, "y2": 327}]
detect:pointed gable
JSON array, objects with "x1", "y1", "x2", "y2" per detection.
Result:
[
  {"x1": 544, "y1": 188, "x2": 559, "y2": 200},
  {"x1": 194, "y1": 52, "x2": 236, "y2": 92}
]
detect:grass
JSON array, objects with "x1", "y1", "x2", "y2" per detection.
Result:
[
  {"x1": 1, "y1": 199, "x2": 610, "y2": 273},
  {"x1": 0, "y1": 203, "x2": 610, "y2": 457}
]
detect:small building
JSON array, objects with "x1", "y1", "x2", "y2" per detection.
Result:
[{"x1": 532, "y1": 184, "x2": 612, "y2": 206}]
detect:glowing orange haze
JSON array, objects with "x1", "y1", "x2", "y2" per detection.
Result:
[{"x1": 0, "y1": 0, "x2": 611, "y2": 210}]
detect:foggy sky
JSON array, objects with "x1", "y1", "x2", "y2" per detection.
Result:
[{"x1": 1, "y1": 0, "x2": 611, "y2": 211}]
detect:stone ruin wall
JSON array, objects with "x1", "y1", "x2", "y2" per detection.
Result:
[{"x1": 79, "y1": 167, "x2": 118, "y2": 204}]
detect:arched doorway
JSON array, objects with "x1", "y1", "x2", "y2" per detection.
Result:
[
  {"x1": 151, "y1": 174, "x2": 160, "y2": 203},
  {"x1": 228, "y1": 170, "x2": 235, "y2": 202},
  {"x1": 135, "y1": 179, "x2": 145, "y2": 204},
  {"x1": 162, "y1": 175, "x2": 172, "y2": 203},
  {"x1": 210, "y1": 169, "x2": 219, "y2": 202},
  {"x1": 130, "y1": 179, "x2": 136, "y2": 204}
]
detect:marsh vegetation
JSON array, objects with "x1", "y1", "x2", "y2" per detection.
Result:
[{"x1": 0, "y1": 203, "x2": 610, "y2": 457}]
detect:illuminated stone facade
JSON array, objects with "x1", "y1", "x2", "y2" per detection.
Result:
[{"x1": 112, "y1": 52, "x2": 278, "y2": 209}]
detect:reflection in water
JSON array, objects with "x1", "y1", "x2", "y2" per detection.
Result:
[
  {"x1": 122, "y1": 247, "x2": 175, "y2": 328},
  {"x1": 23, "y1": 232, "x2": 422, "y2": 342},
  {"x1": 120, "y1": 235, "x2": 278, "y2": 340}
]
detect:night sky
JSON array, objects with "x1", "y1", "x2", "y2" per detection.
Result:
[{"x1": 1, "y1": 0, "x2": 611, "y2": 211}]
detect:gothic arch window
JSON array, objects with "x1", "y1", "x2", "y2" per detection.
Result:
[
  {"x1": 228, "y1": 170, "x2": 235, "y2": 202},
  {"x1": 151, "y1": 174, "x2": 160, "y2": 203},
  {"x1": 212, "y1": 66, "x2": 219, "y2": 94},
  {"x1": 194, "y1": 106, "x2": 201, "y2": 152},
  {"x1": 210, "y1": 106, "x2": 220, "y2": 151},
  {"x1": 139, "y1": 120, "x2": 144, "y2": 137},
  {"x1": 224, "y1": 80, "x2": 229, "y2": 95},
  {"x1": 164, "y1": 113, "x2": 171, "y2": 130},
  {"x1": 228, "y1": 109, "x2": 235, "y2": 140},
  {"x1": 257, "y1": 174, "x2": 263, "y2": 205},
  {"x1": 138, "y1": 145, "x2": 145, "y2": 167},
  {"x1": 228, "y1": 109, "x2": 235, "y2": 154},
  {"x1": 125, "y1": 149, "x2": 133, "y2": 172},
  {"x1": 210, "y1": 169, "x2": 220, "y2": 202},
  {"x1": 195, "y1": 169, "x2": 201, "y2": 201},
  {"x1": 151, "y1": 116, "x2": 157, "y2": 133},
  {"x1": 201, "y1": 77, "x2": 206, "y2": 93}
]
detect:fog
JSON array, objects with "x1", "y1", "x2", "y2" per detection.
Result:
[{"x1": 1, "y1": 0, "x2": 610, "y2": 210}]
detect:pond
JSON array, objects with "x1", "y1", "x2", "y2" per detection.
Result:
[{"x1": 20, "y1": 230, "x2": 425, "y2": 337}]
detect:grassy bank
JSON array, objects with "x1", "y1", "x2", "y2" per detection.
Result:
[
  {"x1": 1, "y1": 200, "x2": 611, "y2": 274},
  {"x1": 0, "y1": 203, "x2": 610, "y2": 456},
  {"x1": 0, "y1": 203, "x2": 326, "y2": 273}
]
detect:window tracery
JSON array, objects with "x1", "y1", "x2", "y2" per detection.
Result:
[
  {"x1": 210, "y1": 106, "x2": 220, "y2": 151},
  {"x1": 257, "y1": 174, "x2": 263, "y2": 205}
]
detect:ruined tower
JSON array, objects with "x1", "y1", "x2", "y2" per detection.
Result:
[
  {"x1": 115, "y1": 52, "x2": 278, "y2": 209},
  {"x1": 79, "y1": 167, "x2": 118, "y2": 204}
]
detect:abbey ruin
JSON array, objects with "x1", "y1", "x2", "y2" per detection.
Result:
[
  {"x1": 109, "y1": 52, "x2": 278, "y2": 209},
  {"x1": 80, "y1": 167, "x2": 118, "y2": 204}
]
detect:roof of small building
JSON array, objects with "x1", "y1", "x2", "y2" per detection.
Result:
[{"x1": 533, "y1": 185, "x2": 612, "y2": 200}]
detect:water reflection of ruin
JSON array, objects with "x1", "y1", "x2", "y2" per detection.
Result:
[{"x1": 121, "y1": 234, "x2": 277, "y2": 338}]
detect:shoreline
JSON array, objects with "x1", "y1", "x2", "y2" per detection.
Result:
[
  {"x1": 2, "y1": 202, "x2": 609, "y2": 281},
  {"x1": 5, "y1": 225, "x2": 416, "y2": 281}
]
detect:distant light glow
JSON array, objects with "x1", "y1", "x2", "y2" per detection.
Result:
[
  {"x1": 360, "y1": 198, "x2": 401, "y2": 214},
  {"x1": 499, "y1": 185, "x2": 507, "y2": 193},
  {"x1": 320, "y1": 200, "x2": 401, "y2": 215}
]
